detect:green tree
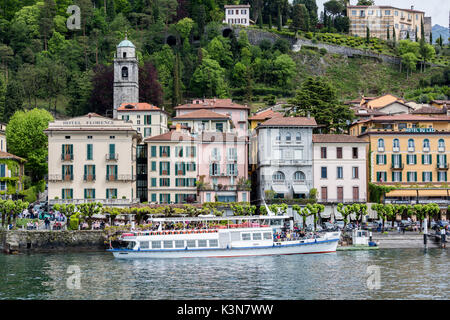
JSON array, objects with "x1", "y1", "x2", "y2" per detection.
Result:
[
  {"x1": 291, "y1": 4, "x2": 309, "y2": 32},
  {"x1": 286, "y1": 77, "x2": 354, "y2": 133},
  {"x1": 6, "y1": 108, "x2": 54, "y2": 182},
  {"x1": 39, "y1": 0, "x2": 56, "y2": 51},
  {"x1": 76, "y1": 202, "x2": 103, "y2": 228},
  {"x1": 2, "y1": 79, "x2": 24, "y2": 122},
  {"x1": 190, "y1": 58, "x2": 228, "y2": 98},
  {"x1": 401, "y1": 52, "x2": 418, "y2": 79},
  {"x1": 272, "y1": 54, "x2": 296, "y2": 87},
  {"x1": 356, "y1": 0, "x2": 374, "y2": 5},
  {"x1": 418, "y1": 39, "x2": 435, "y2": 72}
]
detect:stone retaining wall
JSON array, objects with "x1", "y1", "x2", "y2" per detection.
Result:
[
  {"x1": 293, "y1": 38, "x2": 401, "y2": 64},
  {"x1": 371, "y1": 233, "x2": 442, "y2": 248},
  {"x1": 0, "y1": 230, "x2": 106, "y2": 253}
]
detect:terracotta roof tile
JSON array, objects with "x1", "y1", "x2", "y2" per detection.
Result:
[
  {"x1": 144, "y1": 130, "x2": 194, "y2": 142},
  {"x1": 313, "y1": 134, "x2": 368, "y2": 143},
  {"x1": 0, "y1": 151, "x2": 26, "y2": 162},
  {"x1": 411, "y1": 106, "x2": 446, "y2": 114},
  {"x1": 248, "y1": 109, "x2": 283, "y2": 121},
  {"x1": 118, "y1": 103, "x2": 163, "y2": 112},
  {"x1": 175, "y1": 99, "x2": 250, "y2": 110},
  {"x1": 173, "y1": 109, "x2": 230, "y2": 120},
  {"x1": 259, "y1": 117, "x2": 317, "y2": 127}
]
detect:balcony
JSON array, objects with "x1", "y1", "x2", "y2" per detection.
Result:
[
  {"x1": 61, "y1": 154, "x2": 73, "y2": 161},
  {"x1": 49, "y1": 198, "x2": 140, "y2": 206},
  {"x1": 437, "y1": 163, "x2": 449, "y2": 170},
  {"x1": 438, "y1": 147, "x2": 445, "y2": 152},
  {"x1": 318, "y1": 198, "x2": 366, "y2": 204},
  {"x1": 408, "y1": 147, "x2": 415, "y2": 152},
  {"x1": 106, "y1": 175, "x2": 118, "y2": 181},
  {"x1": 48, "y1": 174, "x2": 63, "y2": 182},
  {"x1": 106, "y1": 153, "x2": 119, "y2": 161},
  {"x1": 391, "y1": 163, "x2": 404, "y2": 170},
  {"x1": 84, "y1": 174, "x2": 96, "y2": 182},
  {"x1": 392, "y1": 147, "x2": 400, "y2": 152},
  {"x1": 423, "y1": 147, "x2": 430, "y2": 152},
  {"x1": 378, "y1": 147, "x2": 385, "y2": 152}
]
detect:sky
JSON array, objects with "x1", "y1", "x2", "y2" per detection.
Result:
[{"x1": 313, "y1": 0, "x2": 449, "y2": 27}]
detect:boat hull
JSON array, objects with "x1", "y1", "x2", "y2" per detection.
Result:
[{"x1": 109, "y1": 238, "x2": 339, "y2": 259}]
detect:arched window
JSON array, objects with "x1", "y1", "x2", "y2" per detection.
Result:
[
  {"x1": 408, "y1": 139, "x2": 415, "y2": 149},
  {"x1": 293, "y1": 171, "x2": 305, "y2": 181},
  {"x1": 286, "y1": 132, "x2": 291, "y2": 141},
  {"x1": 121, "y1": 66, "x2": 128, "y2": 79},
  {"x1": 393, "y1": 138, "x2": 400, "y2": 148},
  {"x1": 272, "y1": 171, "x2": 285, "y2": 182},
  {"x1": 423, "y1": 139, "x2": 430, "y2": 149},
  {"x1": 123, "y1": 52, "x2": 127, "y2": 58},
  {"x1": 438, "y1": 139, "x2": 445, "y2": 150},
  {"x1": 296, "y1": 132, "x2": 301, "y2": 141},
  {"x1": 378, "y1": 138, "x2": 384, "y2": 149}
]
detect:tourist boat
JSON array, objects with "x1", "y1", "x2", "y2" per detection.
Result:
[{"x1": 108, "y1": 215, "x2": 341, "y2": 259}]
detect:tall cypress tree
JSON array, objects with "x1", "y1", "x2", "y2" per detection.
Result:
[
  {"x1": 172, "y1": 53, "x2": 182, "y2": 107},
  {"x1": 3, "y1": 79, "x2": 24, "y2": 122},
  {"x1": 268, "y1": 15, "x2": 272, "y2": 29},
  {"x1": 387, "y1": 26, "x2": 390, "y2": 40},
  {"x1": 366, "y1": 27, "x2": 370, "y2": 43},
  {"x1": 277, "y1": 3, "x2": 282, "y2": 31},
  {"x1": 420, "y1": 17, "x2": 425, "y2": 41},
  {"x1": 258, "y1": 10, "x2": 263, "y2": 29}
]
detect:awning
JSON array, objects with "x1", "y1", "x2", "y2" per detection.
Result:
[
  {"x1": 272, "y1": 184, "x2": 289, "y2": 194},
  {"x1": 416, "y1": 189, "x2": 449, "y2": 197},
  {"x1": 386, "y1": 190, "x2": 419, "y2": 197},
  {"x1": 292, "y1": 184, "x2": 309, "y2": 194},
  {"x1": 386, "y1": 189, "x2": 450, "y2": 197},
  {"x1": 320, "y1": 206, "x2": 333, "y2": 218}
]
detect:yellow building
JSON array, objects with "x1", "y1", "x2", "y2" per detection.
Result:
[
  {"x1": 350, "y1": 114, "x2": 450, "y2": 208},
  {"x1": 347, "y1": 5, "x2": 430, "y2": 42}
]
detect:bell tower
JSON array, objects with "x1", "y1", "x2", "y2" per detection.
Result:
[{"x1": 113, "y1": 35, "x2": 139, "y2": 119}]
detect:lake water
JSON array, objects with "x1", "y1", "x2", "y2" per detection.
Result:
[{"x1": 0, "y1": 248, "x2": 448, "y2": 300}]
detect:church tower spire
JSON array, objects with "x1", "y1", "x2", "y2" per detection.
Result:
[{"x1": 113, "y1": 36, "x2": 139, "y2": 119}]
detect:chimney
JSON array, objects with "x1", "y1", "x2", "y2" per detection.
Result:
[
  {"x1": 307, "y1": 111, "x2": 311, "y2": 118},
  {"x1": 411, "y1": 5, "x2": 414, "y2": 10}
]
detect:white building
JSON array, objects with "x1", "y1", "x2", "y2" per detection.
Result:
[
  {"x1": 256, "y1": 117, "x2": 317, "y2": 203},
  {"x1": 224, "y1": 4, "x2": 251, "y2": 27},
  {"x1": 113, "y1": 37, "x2": 139, "y2": 119},
  {"x1": 46, "y1": 113, "x2": 141, "y2": 206},
  {"x1": 117, "y1": 102, "x2": 169, "y2": 138},
  {"x1": 312, "y1": 134, "x2": 368, "y2": 204}
]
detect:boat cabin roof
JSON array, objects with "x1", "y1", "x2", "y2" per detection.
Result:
[{"x1": 145, "y1": 215, "x2": 291, "y2": 223}]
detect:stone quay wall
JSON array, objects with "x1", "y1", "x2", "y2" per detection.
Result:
[
  {"x1": 0, "y1": 230, "x2": 106, "y2": 253},
  {"x1": 371, "y1": 233, "x2": 443, "y2": 249}
]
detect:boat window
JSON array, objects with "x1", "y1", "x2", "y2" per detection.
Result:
[
  {"x1": 163, "y1": 241, "x2": 173, "y2": 249},
  {"x1": 127, "y1": 241, "x2": 136, "y2": 249},
  {"x1": 263, "y1": 233, "x2": 272, "y2": 240},
  {"x1": 252, "y1": 233, "x2": 262, "y2": 240},
  {"x1": 175, "y1": 240, "x2": 184, "y2": 248},
  {"x1": 209, "y1": 239, "x2": 218, "y2": 247},
  {"x1": 241, "y1": 233, "x2": 251, "y2": 241},
  {"x1": 198, "y1": 240, "x2": 207, "y2": 247},
  {"x1": 151, "y1": 241, "x2": 161, "y2": 249},
  {"x1": 140, "y1": 241, "x2": 149, "y2": 249},
  {"x1": 186, "y1": 240, "x2": 196, "y2": 248}
]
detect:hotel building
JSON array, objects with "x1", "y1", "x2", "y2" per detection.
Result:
[
  {"x1": 350, "y1": 114, "x2": 450, "y2": 208},
  {"x1": 347, "y1": 5, "x2": 431, "y2": 42},
  {"x1": 46, "y1": 113, "x2": 141, "y2": 206},
  {"x1": 312, "y1": 134, "x2": 368, "y2": 204}
]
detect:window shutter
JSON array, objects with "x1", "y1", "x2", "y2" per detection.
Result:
[
  {"x1": 167, "y1": 147, "x2": 170, "y2": 157},
  {"x1": 167, "y1": 162, "x2": 170, "y2": 175},
  {"x1": 62, "y1": 189, "x2": 64, "y2": 199},
  {"x1": 377, "y1": 172, "x2": 380, "y2": 181},
  {"x1": 62, "y1": 144, "x2": 65, "y2": 156},
  {"x1": 422, "y1": 172, "x2": 425, "y2": 182},
  {"x1": 414, "y1": 155, "x2": 417, "y2": 164},
  {"x1": 376, "y1": 155, "x2": 379, "y2": 165},
  {"x1": 384, "y1": 155, "x2": 386, "y2": 164},
  {"x1": 151, "y1": 146, "x2": 156, "y2": 157},
  {"x1": 159, "y1": 162, "x2": 162, "y2": 175},
  {"x1": 399, "y1": 172, "x2": 402, "y2": 182},
  {"x1": 429, "y1": 155, "x2": 432, "y2": 165},
  {"x1": 175, "y1": 163, "x2": 178, "y2": 176},
  {"x1": 391, "y1": 154, "x2": 394, "y2": 165},
  {"x1": 175, "y1": 194, "x2": 179, "y2": 204},
  {"x1": 168, "y1": 194, "x2": 171, "y2": 203},
  {"x1": 399, "y1": 155, "x2": 402, "y2": 167},
  {"x1": 84, "y1": 189, "x2": 87, "y2": 199}
]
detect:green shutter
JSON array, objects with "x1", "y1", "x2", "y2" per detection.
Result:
[
  {"x1": 62, "y1": 144, "x2": 65, "y2": 157},
  {"x1": 376, "y1": 155, "x2": 379, "y2": 165},
  {"x1": 422, "y1": 154, "x2": 424, "y2": 164},
  {"x1": 167, "y1": 162, "x2": 170, "y2": 175},
  {"x1": 422, "y1": 172, "x2": 425, "y2": 182},
  {"x1": 414, "y1": 155, "x2": 417, "y2": 164},
  {"x1": 159, "y1": 162, "x2": 162, "y2": 175},
  {"x1": 151, "y1": 146, "x2": 156, "y2": 157},
  {"x1": 175, "y1": 194, "x2": 179, "y2": 203},
  {"x1": 168, "y1": 194, "x2": 171, "y2": 203},
  {"x1": 391, "y1": 154, "x2": 394, "y2": 166}
]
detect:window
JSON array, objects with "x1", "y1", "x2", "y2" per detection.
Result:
[
  {"x1": 151, "y1": 241, "x2": 161, "y2": 249},
  {"x1": 422, "y1": 154, "x2": 432, "y2": 165},
  {"x1": 227, "y1": 163, "x2": 237, "y2": 176},
  {"x1": 211, "y1": 148, "x2": 220, "y2": 161},
  {"x1": 123, "y1": 52, "x2": 127, "y2": 58},
  {"x1": 407, "y1": 172, "x2": 417, "y2": 182},
  {"x1": 61, "y1": 189, "x2": 73, "y2": 199},
  {"x1": 321, "y1": 167, "x2": 327, "y2": 179},
  {"x1": 296, "y1": 132, "x2": 301, "y2": 141},
  {"x1": 286, "y1": 132, "x2": 291, "y2": 141},
  {"x1": 198, "y1": 240, "x2": 207, "y2": 247},
  {"x1": 209, "y1": 239, "x2": 218, "y2": 247},
  {"x1": 352, "y1": 147, "x2": 358, "y2": 159},
  {"x1": 175, "y1": 240, "x2": 184, "y2": 248},
  {"x1": 144, "y1": 115, "x2": 151, "y2": 125},
  {"x1": 160, "y1": 178, "x2": 170, "y2": 187},
  {"x1": 423, "y1": 139, "x2": 430, "y2": 150},
  {"x1": 438, "y1": 139, "x2": 445, "y2": 151},
  {"x1": 252, "y1": 233, "x2": 262, "y2": 240},
  {"x1": 352, "y1": 10, "x2": 356, "y2": 16},
  {"x1": 160, "y1": 162, "x2": 170, "y2": 175},
  {"x1": 294, "y1": 171, "x2": 305, "y2": 181},
  {"x1": 407, "y1": 154, "x2": 417, "y2": 165},
  {"x1": 423, "y1": 172, "x2": 432, "y2": 182},
  {"x1": 151, "y1": 146, "x2": 157, "y2": 157},
  {"x1": 144, "y1": 128, "x2": 151, "y2": 137},
  {"x1": 263, "y1": 233, "x2": 272, "y2": 240},
  {"x1": 393, "y1": 139, "x2": 400, "y2": 150},
  {"x1": 210, "y1": 163, "x2": 220, "y2": 176},
  {"x1": 242, "y1": 233, "x2": 251, "y2": 241},
  {"x1": 107, "y1": 165, "x2": 118, "y2": 180},
  {"x1": 337, "y1": 167, "x2": 343, "y2": 179},
  {"x1": 163, "y1": 241, "x2": 173, "y2": 249},
  {"x1": 140, "y1": 241, "x2": 149, "y2": 249},
  {"x1": 216, "y1": 123, "x2": 223, "y2": 132},
  {"x1": 227, "y1": 148, "x2": 237, "y2": 161},
  {"x1": 376, "y1": 154, "x2": 387, "y2": 165},
  {"x1": 376, "y1": 172, "x2": 387, "y2": 182},
  {"x1": 106, "y1": 188, "x2": 117, "y2": 199},
  {"x1": 175, "y1": 146, "x2": 183, "y2": 157},
  {"x1": 378, "y1": 139, "x2": 385, "y2": 150},
  {"x1": 160, "y1": 146, "x2": 170, "y2": 157},
  {"x1": 321, "y1": 147, "x2": 327, "y2": 159},
  {"x1": 84, "y1": 165, "x2": 95, "y2": 181},
  {"x1": 352, "y1": 167, "x2": 359, "y2": 179},
  {"x1": 62, "y1": 165, "x2": 73, "y2": 180},
  {"x1": 186, "y1": 146, "x2": 196, "y2": 157},
  {"x1": 438, "y1": 172, "x2": 447, "y2": 182},
  {"x1": 408, "y1": 139, "x2": 415, "y2": 151},
  {"x1": 273, "y1": 171, "x2": 285, "y2": 181},
  {"x1": 336, "y1": 147, "x2": 343, "y2": 159},
  {"x1": 84, "y1": 188, "x2": 95, "y2": 199},
  {"x1": 121, "y1": 67, "x2": 128, "y2": 79},
  {"x1": 0, "y1": 164, "x2": 5, "y2": 178},
  {"x1": 86, "y1": 144, "x2": 93, "y2": 160},
  {"x1": 392, "y1": 172, "x2": 402, "y2": 182}
]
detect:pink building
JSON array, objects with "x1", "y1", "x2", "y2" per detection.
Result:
[
  {"x1": 196, "y1": 132, "x2": 249, "y2": 203},
  {"x1": 174, "y1": 99, "x2": 250, "y2": 137}
]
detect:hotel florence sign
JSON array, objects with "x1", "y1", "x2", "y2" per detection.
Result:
[{"x1": 62, "y1": 120, "x2": 115, "y2": 126}]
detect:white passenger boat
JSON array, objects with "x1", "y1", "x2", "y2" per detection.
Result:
[{"x1": 108, "y1": 215, "x2": 341, "y2": 259}]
